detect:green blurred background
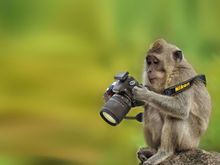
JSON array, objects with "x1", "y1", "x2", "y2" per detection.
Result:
[{"x1": 0, "y1": 0, "x2": 219, "y2": 164}]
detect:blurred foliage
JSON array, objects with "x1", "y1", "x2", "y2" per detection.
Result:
[{"x1": 0, "y1": 0, "x2": 219, "y2": 165}]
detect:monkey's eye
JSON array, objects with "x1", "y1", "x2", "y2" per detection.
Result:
[
  {"x1": 146, "y1": 57, "x2": 151, "y2": 65},
  {"x1": 153, "y1": 60, "x2": 159, "y2": 65},
  {"x1": 147, "y1": 61, "x2": 151, "y2": 65}
]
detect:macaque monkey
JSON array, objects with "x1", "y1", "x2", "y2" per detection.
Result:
[{"x1": 132, "y1": 39, "x2": 211, "y2": 165}]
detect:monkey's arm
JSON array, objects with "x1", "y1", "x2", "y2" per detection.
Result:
[{"x1": 133, "y1": 86, "x2": 190, "y2": 119}]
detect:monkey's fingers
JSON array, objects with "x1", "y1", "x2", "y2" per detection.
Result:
[
  {"x1": 137, "y1": 148, "x2": 152, "y2": 163},
  {"x1": 137, "y1": 152, "x2": 147, "y2": 164},
  {"x1": 132, "y1": 86, "x2": 142, "y2": 96},
  {"x1": 137, "y1": 147, "x2": 156, "y2": 162},
  {"x1": 132, "y1": 87, "x2": 146, "y2": 102},
  {"x1": 133, "y1": 86, "x2": 142, "y2": 91}
]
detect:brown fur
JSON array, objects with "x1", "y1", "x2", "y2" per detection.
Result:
[{"x1": 133, "y1": 39, "x2": 211, "y2": 165}]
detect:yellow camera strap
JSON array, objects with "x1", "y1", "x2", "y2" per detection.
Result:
[{"x1": 163, "y1": 74, "x2": 206, "y2": 96}]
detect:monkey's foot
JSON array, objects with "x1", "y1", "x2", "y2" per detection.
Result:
[
  {"x1": 143, "y1": 150, "x2": 172, "y2": 165},
  {"x1": 137, "y1": 147, "x2": 156, "y2": 164}
]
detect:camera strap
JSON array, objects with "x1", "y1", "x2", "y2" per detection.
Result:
[
  {"x1": 125, "y1": 74, "x2": 206, "y2": 123},
  {"x1": 163, "y1": 74, "x2": 206, "y2": 96}
]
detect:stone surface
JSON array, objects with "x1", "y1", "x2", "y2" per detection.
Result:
[{"x1": 158, "y1": 149, "x2": 220, "y2": 165}]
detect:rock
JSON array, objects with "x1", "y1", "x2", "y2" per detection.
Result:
[{"x1": 158, "y1": 149, "x2": 220, "y2": 165}]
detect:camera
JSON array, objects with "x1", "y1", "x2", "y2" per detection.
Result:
[{"x1": 100, "y1": 72, "x2": 144, "y2": 126}]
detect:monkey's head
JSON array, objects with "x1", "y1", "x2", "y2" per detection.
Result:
[{"x1": 145, "y1": 39, "x2": 184, "y2": 92}]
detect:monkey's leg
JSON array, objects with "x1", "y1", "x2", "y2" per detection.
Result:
[
  {"x1": 177, "y1": 120, "x2": 200, "y2": 151},
  {"x1": 143, "y1": 107, "x2": 163, "y2": 150},
  {"x1": 138, "y1": 108, "x2": 163, "y2": 164},
  {"x1": 143, "y1": 117, "x2": 179, "y2": 165}
]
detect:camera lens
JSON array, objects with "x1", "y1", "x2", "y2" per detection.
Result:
[
  {"x1": 100, "y1": 94, "x2": 132, "y2": 126},
  {"x1": 101, "y1": 112, "x2": 117, "y2": 124}
]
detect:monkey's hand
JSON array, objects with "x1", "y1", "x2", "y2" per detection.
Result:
[{"x1": 132, "y1": 86, "x2": 152, "y2": 103}]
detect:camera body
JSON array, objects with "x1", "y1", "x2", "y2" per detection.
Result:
[{"x1": 100, "y1": 72, "x2": 144, "y2": 126}]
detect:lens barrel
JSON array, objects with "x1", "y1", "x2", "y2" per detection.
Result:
[{"x1": 100, "y1": 94, "x2": 132, "y2": 126}]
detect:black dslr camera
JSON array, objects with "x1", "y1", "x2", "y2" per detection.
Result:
[{"x1": 100, "y1": 72, "x2": 144, "y2": 126}]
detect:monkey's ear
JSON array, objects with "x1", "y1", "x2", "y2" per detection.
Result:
[{"x1": 173, "y1": 50, "x2": 183, "y2": 62}]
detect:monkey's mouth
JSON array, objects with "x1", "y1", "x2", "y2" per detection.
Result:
[
  {"x1": 149, "y1": 78, "x2": 157, "y2": 83},
  {"x1": 149, "y1": 77, "x2": 157, "y2": 81}
]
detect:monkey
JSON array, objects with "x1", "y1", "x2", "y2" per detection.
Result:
[{"x1": 132, "y1": 39, "x2": 211, "y2": 165}]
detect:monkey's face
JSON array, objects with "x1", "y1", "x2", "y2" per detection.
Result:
[
  {"x1": 145, "y1": 38, "x2": 184, "y2": 91},
  {"x1": 146, "y1": 55, "x2": 166, "y2": 88}
]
